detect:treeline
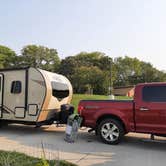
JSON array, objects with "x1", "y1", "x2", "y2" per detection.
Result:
[{"x1": 0, "y1": 45, "x2": 166, "y2": 95}]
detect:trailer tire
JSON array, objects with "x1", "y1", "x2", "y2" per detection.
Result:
[{"x1": 98, "y1": 118, "x2": 124, "y2": 145}]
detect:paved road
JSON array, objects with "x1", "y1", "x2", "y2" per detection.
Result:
[{"x1": 0, "y1": 124, "x2": 166, "y2": 166}]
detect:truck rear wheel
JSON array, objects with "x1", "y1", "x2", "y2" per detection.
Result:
[{"x1": 98, "y1": 118, "x2": 124, "y2": 145}]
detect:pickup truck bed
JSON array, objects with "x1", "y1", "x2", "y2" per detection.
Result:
[{"x1": 79, "y1": 100, "x2": 134, "y2": 129}]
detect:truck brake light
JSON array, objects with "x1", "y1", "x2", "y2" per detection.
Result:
[{"x1": 78, "y1": 106, "x2": 84, "y2": 115}]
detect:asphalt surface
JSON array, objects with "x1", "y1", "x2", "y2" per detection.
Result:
[{"x1": 0, "y1": 124, "x2": 166, "y2": 166}]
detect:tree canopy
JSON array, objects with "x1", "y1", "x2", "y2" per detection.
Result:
[
  {"x1": 19, "y1": 45, "x2": 60, "y2": 72},
  {"x1": 0, "y1": 44, "x2": 166, "y2": 95},
  {"x1": 59, "y1": 52, "x2": 111, "y2": 94},
  {"x1": 0, "y1": 45, "x2": 17, "y2": 68}
]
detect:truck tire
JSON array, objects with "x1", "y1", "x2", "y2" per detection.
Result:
[{"x1": 98, "y1": 118, "x2": 124, "y2": 145}]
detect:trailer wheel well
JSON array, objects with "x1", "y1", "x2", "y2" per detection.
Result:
[{"x1": 96, "y1": 114, "x2": 127, "y2": 134}]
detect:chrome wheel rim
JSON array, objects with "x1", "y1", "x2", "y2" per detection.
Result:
[{"x1": 101, "y1": 122, "x2": 119, "y2": 142}]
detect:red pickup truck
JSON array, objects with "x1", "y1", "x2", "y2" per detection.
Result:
[{"x1": 78, "y1": 83, "x2": 166, "y2": 144}]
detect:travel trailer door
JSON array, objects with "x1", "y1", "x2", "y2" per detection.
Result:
[{"x1": 0, "y1": 74, "x2": 4, "y2": 118}]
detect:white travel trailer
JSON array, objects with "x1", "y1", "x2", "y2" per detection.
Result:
[{"x1": 0, "y1": 67, "x2": 73, "y2": 126}]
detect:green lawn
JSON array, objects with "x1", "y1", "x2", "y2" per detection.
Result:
[
  {"x1": 71, "y1": 94, "x2": 132, "y2": 112},
  {"x1": 0, "y1": 150, "x2": 77, "y2": 166}
]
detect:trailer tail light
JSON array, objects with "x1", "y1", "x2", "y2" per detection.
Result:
[{"x1": 78, "y1": 105, "x2": 84, "y2": 115}]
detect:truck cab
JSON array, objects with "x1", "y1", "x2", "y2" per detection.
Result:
[
  {"x1": 78, "y1": 83, "x2": 166, "y2": 144},
  {"x1": 134, "y1": 83, "x2": 166, "y2": 134}
]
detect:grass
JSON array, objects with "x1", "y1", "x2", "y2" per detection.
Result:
[
  {"x1": 0, "y1": 150, "x2": 77, "y2": 166},
  {"x1": 71, "y1": 94, "x2": 132, "y2": 112}
]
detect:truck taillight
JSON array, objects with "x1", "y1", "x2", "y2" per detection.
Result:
[{"x1": 78, "y1": 106, "x2": 84, "y2": 115}]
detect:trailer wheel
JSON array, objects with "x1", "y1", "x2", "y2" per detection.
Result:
[{"x1": 98, "y1": 118, "x2": 124, "y2": 145}]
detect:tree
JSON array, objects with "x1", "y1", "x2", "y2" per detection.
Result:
[
  {"x1": 0, "y1": 45, "x2": 17, "y2": 68},
  {"x1": 140, "y1": 62, "x2": 166, "y2": 83},
  {"x1": 72, "y1": 66, "x2": 109, "y2": 94},
  {"x1": 113, "y1": 56, "x2": 141, "y2": 86},
  {"x1": 59, "y1": 52, "x2": 112, "y2": 95},
  {"x1": 73, "y1": 51, "x2": 112, "y2": 71},
  {"x1": 59, "y1": 51, "x2": 112, "y2": 70},
  {"x1": 113, "y1": 56, "x2": 166, "y2": 87},
  {"x1": 59, "y1": 56, "x2": 78, "y2": 81},
  {"x1": 20, "y1": 45, "x2": 60, "y2": 72}
]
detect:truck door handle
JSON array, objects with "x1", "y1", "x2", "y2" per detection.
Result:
[{"x1": 140, "y1": 107, "x2": 149, "y2": 111}]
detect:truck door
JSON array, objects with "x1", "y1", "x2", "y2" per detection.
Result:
[
  {"x1": 135, "y1": 85, "x2": 166, "y2": 134},
  {"x1": 0, "y1": 74, "x2": 4, "y2": 118}
]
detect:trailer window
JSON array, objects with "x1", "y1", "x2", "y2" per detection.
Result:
[
  {"x1": 11, "y1": 81, "x2": 22, "y2": 94},
  {"x1": 143, "y1": 86, "x2": 166, "y2": 102},
  {"x1": 51, "y1": 82, "x2": 69, "y2": 100}
]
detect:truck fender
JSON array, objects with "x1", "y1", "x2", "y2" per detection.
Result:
[{"x1": 95, "y1": 112, "x2": 130, "y2": 133}]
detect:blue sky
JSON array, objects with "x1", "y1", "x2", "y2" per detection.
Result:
[{"x1": 0, "y1": 0, "x2": 166, "y2": 71}]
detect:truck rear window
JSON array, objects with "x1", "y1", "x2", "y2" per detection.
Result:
[{"x1": 143, "y1": 86, "x2": 166, "y2": 102}]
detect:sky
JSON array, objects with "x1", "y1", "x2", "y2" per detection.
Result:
[{"x1": 0, "y1": 0, "x2": 166, "y2": 71}]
